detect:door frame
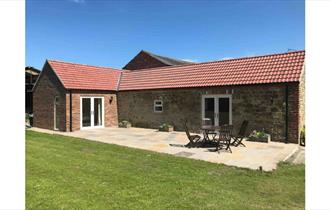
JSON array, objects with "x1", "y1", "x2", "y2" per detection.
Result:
[
  {"x1": 54, "y1": 96, "x2": 59, "y2": 130},
  {"x1": 80, "y1": 96, "x2": 105, "y2": 130},
  {"x1": 201, "y1": 94, "x2": 232, "y2": 126}
]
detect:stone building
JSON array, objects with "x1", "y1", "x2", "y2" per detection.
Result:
[{"x1": 33, "y1": 50, "x2": 305, "y2": 144}]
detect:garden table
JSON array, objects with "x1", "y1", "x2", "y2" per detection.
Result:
[{"x1": 201, "y1": 125, "x2": 221, "y2": 143}]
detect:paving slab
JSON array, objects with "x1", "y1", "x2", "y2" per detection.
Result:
[{"x1": 29, "y1": 127, "x2": 299, "y2": 171}]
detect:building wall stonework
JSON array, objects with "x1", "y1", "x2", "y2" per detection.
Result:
[
  {"x1": 118, "y1": 83, "x2": 301, "y2": 143},
  {"x1": 33, "y1": 63, "x2": 67, "y2": 131},
  {"x1": 33, "y1": 62, "x2": 303, "y2": 144},
  {"x1": 287, "y1": 83, "x2": 300, "y2": 143},
  {"x1": 65, "y1": 90, "x2": 118, "y2": 131},
  {"x1": 298, "y1": 67, "x2": 305, "y2": 142}
]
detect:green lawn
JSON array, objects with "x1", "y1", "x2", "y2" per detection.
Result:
[{"x1": 26, "y1": 130, "x2": 305, "y2": 210}]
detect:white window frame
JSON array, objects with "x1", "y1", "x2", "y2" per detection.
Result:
[
  {"x1": 201, "y1": 94, "x2": 232, "y2": 126},
  {"x1": 154, "y1": 100, "x2": 163, "y2": 113}
]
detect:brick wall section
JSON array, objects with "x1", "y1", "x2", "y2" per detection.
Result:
[
  {"x1": 123, "y1": 51, "x2": 169, "y2": 70},
  {"x1": 33, "y1": 63, "x2": 118, "y2": 132},
  {"x1": 33, "y1": 62, "x2": 67, "y2": 131},
  {"x1": 118, "y1": 83, "x2": 300, "y2": 143},
  {"x1": 65, "y1": 90, "x2": 118, "y2": 131}
]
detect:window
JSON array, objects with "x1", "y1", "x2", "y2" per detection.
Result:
[{"x1": 154, "y1": 100, "x2": 163, "y2": 113}]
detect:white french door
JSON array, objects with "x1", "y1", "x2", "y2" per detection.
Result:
[
  {"x1": 202, "y1": 95, "x2": 232, "y2": 126},
  {"x1": 80, "y1": 97, "x2": 104, "y2": 129}
]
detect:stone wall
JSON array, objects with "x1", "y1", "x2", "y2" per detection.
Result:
[
  {"x1": 298, "y1": 67, "x2": 305, "y2": 141},
  {"x1": 33, "y1": 62, "x2": 67, "y2": 131},
  {"x1": 118, "y1": 83, "x2": 301, "y2": 143},
  {"x1": 287, "y1": 83, "x2": 300, "y2": 143},
  {"x1": 65, "y1": 90, "x2": 118, "y2": 131}
]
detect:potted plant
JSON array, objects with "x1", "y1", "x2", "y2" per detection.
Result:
[
  {"x1": 247, "y1": 130, "x2": 271, "y2": 143},
  {"x1": 118, "y1": 120, "x2": 132, "y2": 128},
  {"x1": 300, "y1": 125, "x2": 305, "y2": 146},
  {"x1": 25, "y1": 113, "x2": 33, "y2": 128},
  {"x1": 159, "y1": 123, "x2": 174, "y2": 132}
]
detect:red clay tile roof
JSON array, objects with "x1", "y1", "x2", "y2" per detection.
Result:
[
  {"x1": 119, "y1": 50, "x2": 305, "y2": 91},
  {"x1": 47, "y1": 60, "x2": 122, "y2": 91},
  {"x1": 46, "y1": 50, "x2": 305, "y2": 91}
]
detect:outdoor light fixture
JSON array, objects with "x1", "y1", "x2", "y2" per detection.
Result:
[{"x1": 109, "y1": 96, "x2": 113, "y2": 104}]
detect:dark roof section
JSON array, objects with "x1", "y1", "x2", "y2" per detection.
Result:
[
  {"x1": 142, "y1": 50, "x2": 194, "y2": 66},
  {"x1": 122, "y1": 50, "x2": 194, "y2": 70},
  {"x1": 25, "y1": 66, "x2": 41, "y2": 76}
]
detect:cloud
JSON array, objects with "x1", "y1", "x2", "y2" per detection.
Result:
[
  {"x1": 181, "y1": 58, "x2": 198, "y2": 63},
  {"x1": 221, "y1": 53, "x2": 256, "y2": 60},
  {"x1": 221, "y1": 57, "x2": 234, "y2": 60},
  {"x1": 68, "y1": 0, "x2": 85, "y2": 3}
]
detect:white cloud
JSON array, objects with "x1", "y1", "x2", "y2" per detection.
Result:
[
  {"x1": 221, "y1": 53, "x2": 256, "y2": 60},
  {"x1": 181, "y1": 58, "x2": 198, "y2": 63},
  {"x1": 221, "y1": 57, "x2": 234, "y2": 60},
  {"x1": 69, "y1": 0, "x2": 85, "y2": 3}
]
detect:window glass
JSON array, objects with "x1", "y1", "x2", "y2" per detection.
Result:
[{"x1": 154, "y1": 100, "x2": 163, "y2": 112}]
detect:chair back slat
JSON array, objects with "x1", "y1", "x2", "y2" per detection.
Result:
[
  {"x1": 219, "y1": 124, "x2": 233, "y2": 140},
  {"x1": 238, "y1": 120, "x2": 249, "y2": 136},
  {"x1": 184, "y1": 121, "x2": 192, "y2": 140}
]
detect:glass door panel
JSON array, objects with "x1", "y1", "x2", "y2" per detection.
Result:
[
  {"x1": 218, "y1": 98, "x2": 230, "y2": 125},
  {"x1": 82, "y1": 98, "x2": 91, "y2": 127},
  {"x1": 94, "y1": 98, "x2": 103, "y2": 126},
  {"x1": 204, "y1": 98, "x2": 215, "y2": 125}
]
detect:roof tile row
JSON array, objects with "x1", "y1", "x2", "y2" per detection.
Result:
[{"x1": 46, "y1": 50, "x2": 305, "y2": 91}]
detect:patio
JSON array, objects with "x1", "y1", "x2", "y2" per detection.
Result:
[{"x1": 30, "y1": 127, "x2": 300, "y2": 171}]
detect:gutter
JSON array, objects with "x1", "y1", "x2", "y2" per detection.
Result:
[{"x1": 285, "y1": 85, "x2": 289, "y2": 143}]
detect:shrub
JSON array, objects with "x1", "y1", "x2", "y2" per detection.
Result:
[
  {"x1": 256, "y1": 131, "x2": 268, "y2": 138},
  {"x1": 159, "y1": 123, "x2": 174, "y2": 132},
  {"x1": 300, "y1": 125, "x2": 305, "y2": 145},
  {"x1": 159, "y1": 123, "x2": 173, "y2": 129},
  {"x1": 118, "y1": 120, "x2": 131, "y2": 128},
  {"x1": 248, "y1": 129, "x2": 270, "y2": 143},
  {"x1": 250, "y1": 130, "x2": 268, "y2": 138}
]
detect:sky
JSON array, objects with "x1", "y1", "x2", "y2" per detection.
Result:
[{"x1": 26, "y1": 0, "x2": 305, "y2": 70}]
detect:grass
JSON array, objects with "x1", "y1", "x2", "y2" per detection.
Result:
[{"x1": 26, "y1": 130, "x2": 305, "y2": 210}]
